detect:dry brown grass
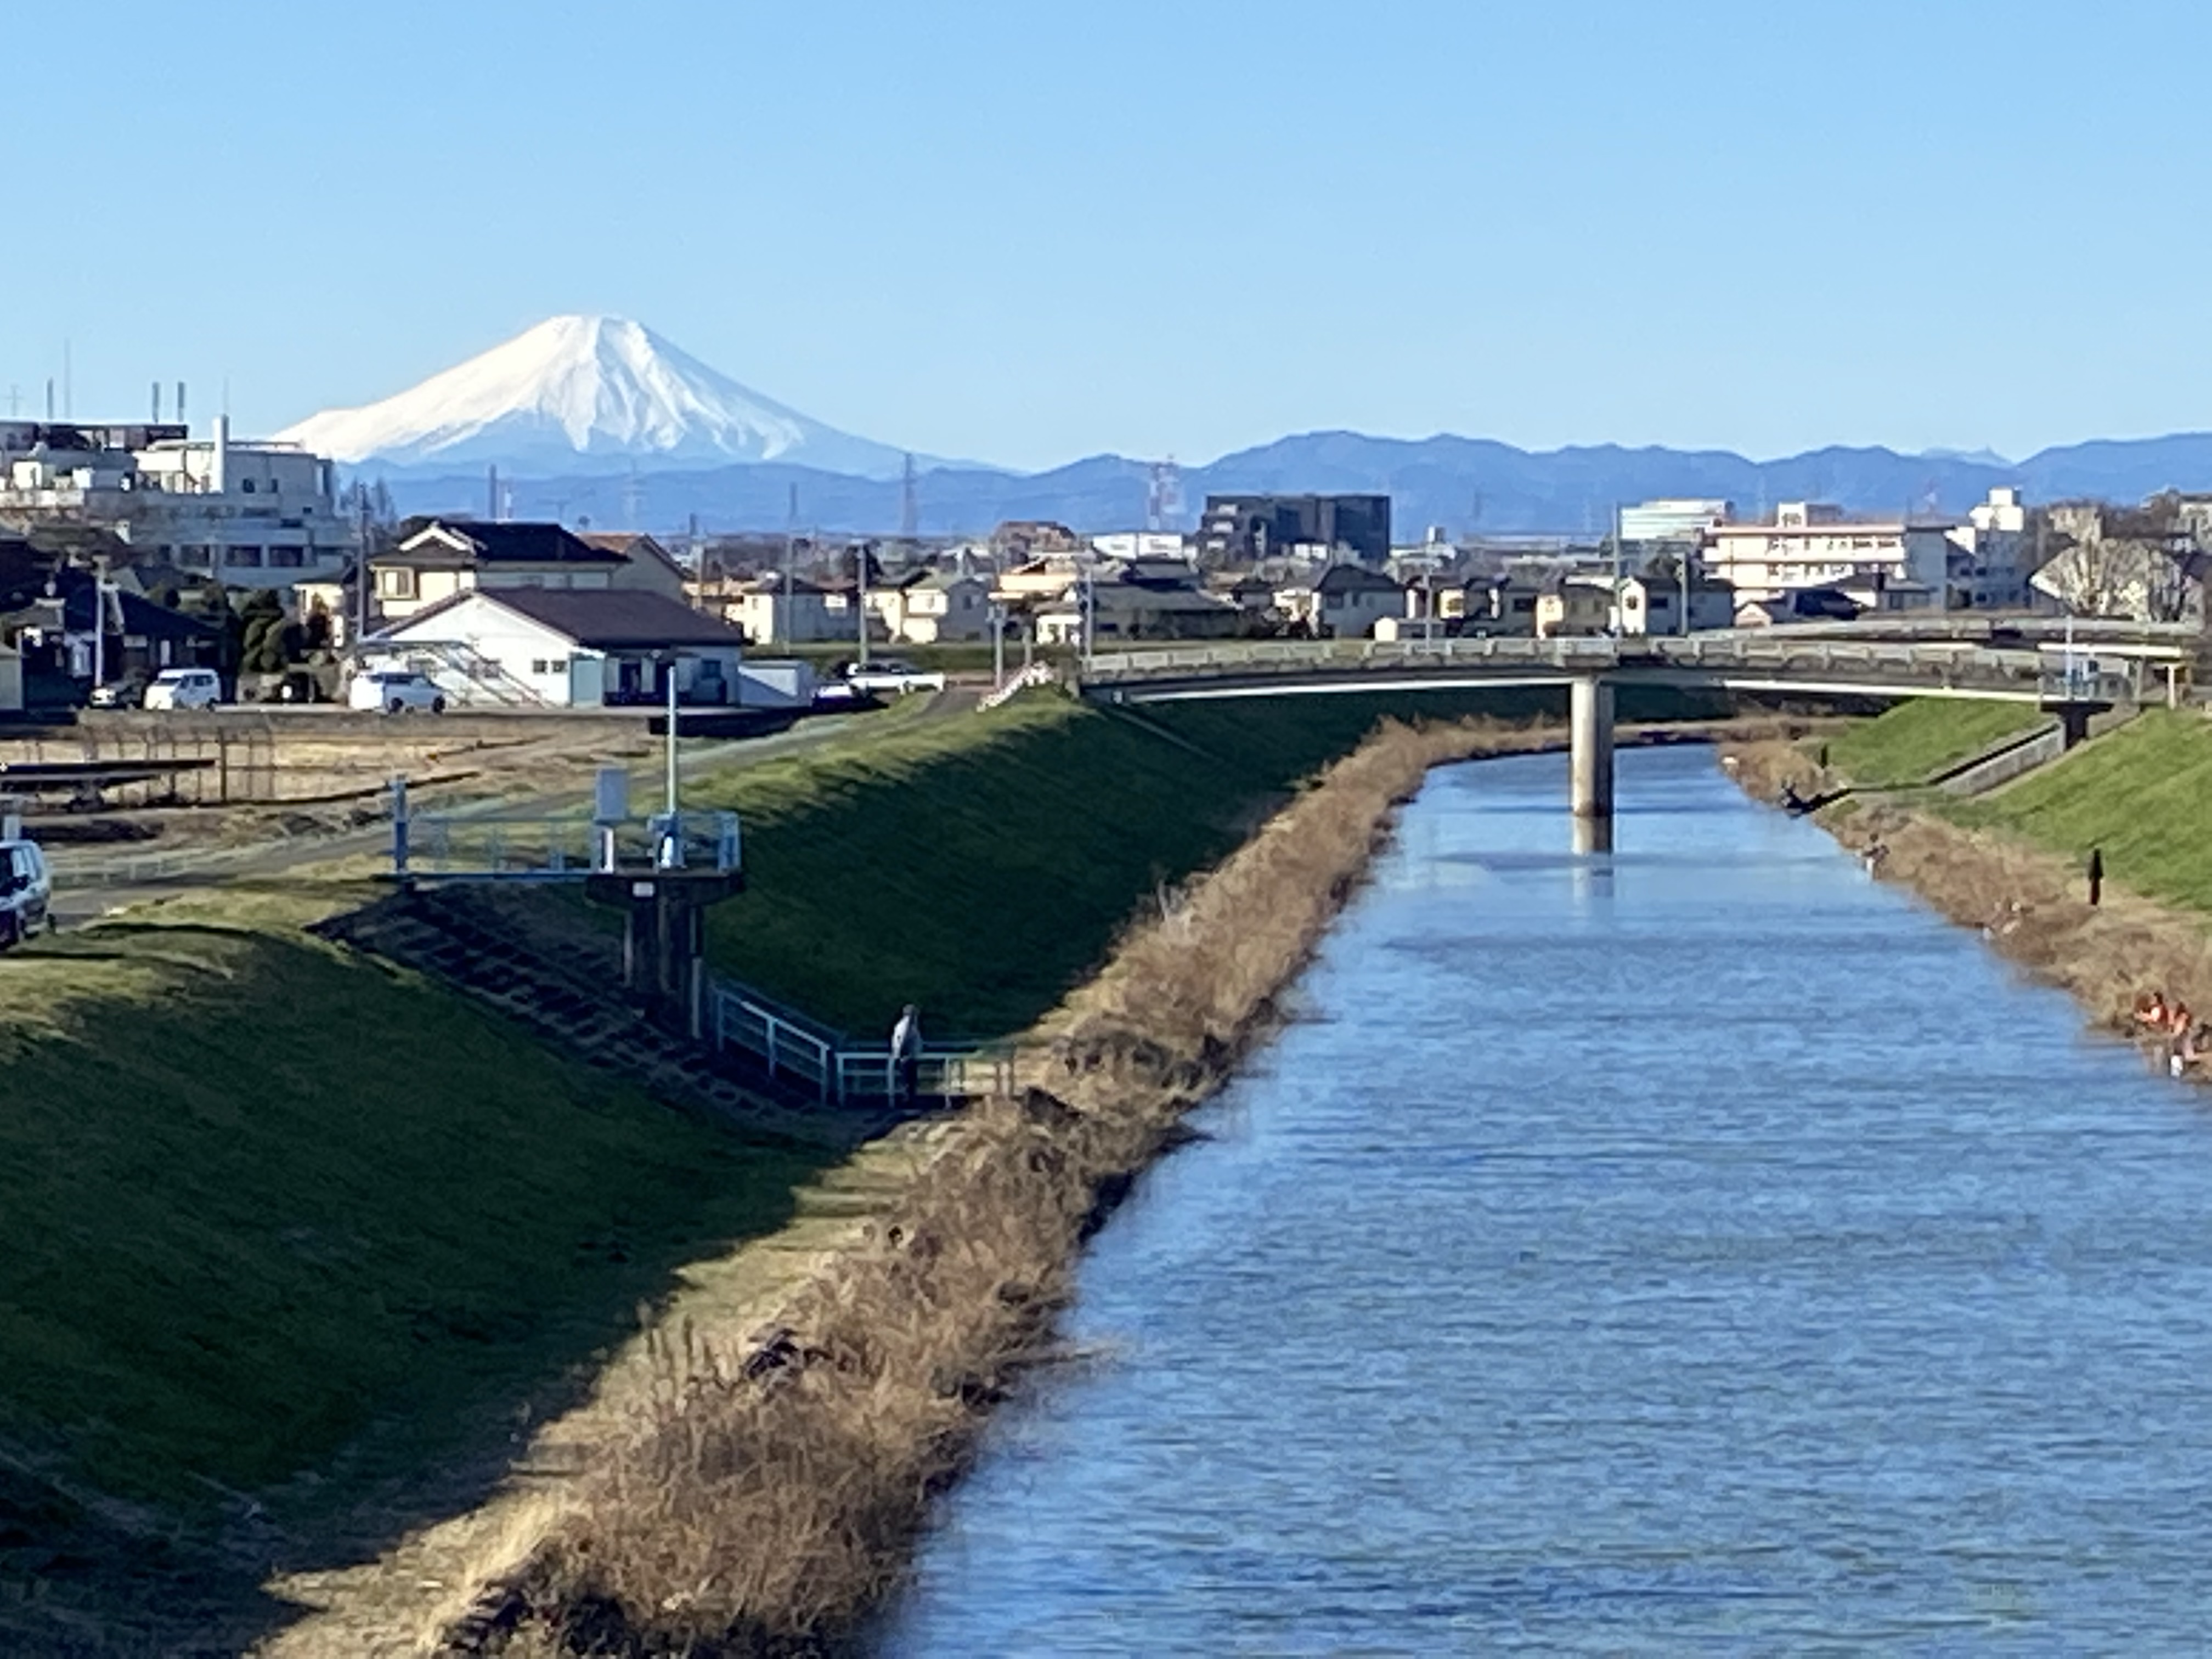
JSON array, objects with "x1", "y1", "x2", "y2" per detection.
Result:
[{"x1": 431, "y1": 718, "x2": 1572, "y2": 1657}]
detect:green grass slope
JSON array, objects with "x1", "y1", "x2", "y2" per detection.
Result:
[
  {"x1": 1948, "y1": 711, "x2": 2212, "y2": 911},
  {"x1": 684, "y1": 688, "x2": 1558, "y2": 1039},
  {"x1": 0, "y1": 901, "x2": 825, "y2": 1512},
  {"x1": 1827, "y1": 697, "x2": 2047, "y2": 788}
]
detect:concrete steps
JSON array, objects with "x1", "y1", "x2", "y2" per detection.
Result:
[{"x1": 316, "y1": 888, "x2": 881, "y2": 1147}]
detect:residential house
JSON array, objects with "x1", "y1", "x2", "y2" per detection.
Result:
[
  {"x1": 990, "y1": 520, "x2": 1084, "y2": 561},
  {"x1": 0, "y1": 567, "x2": 222, "y2": 691},
  {"x1": 888, "y1": 570, "x2": 994, "y2": 644},
  {"x1": 366, "y1": 588, "x2": 747, "y2": 708},
  {"x1": 1735, "y1": 585, "x2": 1864, "y2": 627},
  {"x1": 1034, "y1": 574, "x2": 1240, "y2": 644},
  {"x1": 714, "y1": 577, "x2": 851, "y2": 644},
  {"x1": 1279, "y1": 563, "x2": 1404, "y2": 638},
  {"x1": 1536, "y1": 571, "x2": 1734, "y2": 637},
  {"x1": 370, "y1": 520, "x2": 678, "y2": 623},
  {"x1": 993, "y1": 555, "x2": 1086, "y2": 607},
  {"x1": 578, "y1": 533, "x2": 688, "y2": 600}
]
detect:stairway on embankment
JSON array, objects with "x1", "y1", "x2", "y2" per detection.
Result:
[{"x1": 315, "y1": 886, "x2": 883, "y2": 1147}]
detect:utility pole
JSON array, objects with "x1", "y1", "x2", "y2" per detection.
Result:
[
  {"x1": 1610, "y1": 503, "x2": 1624, "y2": 637},
  {"x1": 855, "y1": 542, "x2": 871, "y2": 669},
  {"x1": 990, "y1": 600, "x2": 1007, "y2": 691},
  {"x1": 354, "y1": 487, "x2": 372, "y2": 648},
  {"x1": 662, "y1": 651, "x2": 682, "y2": 867}
]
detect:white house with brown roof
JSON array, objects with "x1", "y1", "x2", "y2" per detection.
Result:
[{"x1": 366, "y1": 587, "x2": 746, "y2": 708}]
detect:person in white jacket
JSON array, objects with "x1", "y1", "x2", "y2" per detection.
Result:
[{"x1": 889, "y1": 1004, "x2": 922, "y2": 1105}]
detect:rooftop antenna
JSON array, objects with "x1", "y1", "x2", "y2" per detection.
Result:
[
  {"x1": 151, "y1": 381, "x2": 162, "y2": 423},
  {"x1": 177, "y1": 381, "x2": 187, "y2": 433},
  {"x1": 899, "y1": 453, "x2": 918, "y2": 546},
  {"x1": 44, "y1": 379, "x2": 54, "y2": 420}
]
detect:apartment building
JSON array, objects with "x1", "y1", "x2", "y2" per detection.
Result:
[{"x1": 0, "y1": 417, "x2": 358, "y2": 589}]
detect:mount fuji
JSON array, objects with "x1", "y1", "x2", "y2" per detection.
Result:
[{"x1": 276, "y1": 315, "x2": 929, "y2": 480}]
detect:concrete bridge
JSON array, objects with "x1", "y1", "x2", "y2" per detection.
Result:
[{"x1": 1079, "y1": 629, "x2": 2196, "y2": 832}]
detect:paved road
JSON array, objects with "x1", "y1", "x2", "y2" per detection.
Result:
[{"x1": 47, "y1": 690, "x2": 975, "y2": 924}]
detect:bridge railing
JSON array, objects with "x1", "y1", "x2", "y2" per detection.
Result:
[{"x1": 1084, "y1": 631, "x2": 2148, "y2": 703}]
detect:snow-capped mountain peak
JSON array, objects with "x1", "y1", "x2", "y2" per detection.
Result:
[{"x1": 276, "y1": 315, "x2": 915, "y2": 478}]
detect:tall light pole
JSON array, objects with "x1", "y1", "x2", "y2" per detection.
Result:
[{"x1": 990, "y1": 600, "x2": 1007, "y2": 691}]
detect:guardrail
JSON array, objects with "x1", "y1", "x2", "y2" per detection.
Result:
[
  {"x1": 711, "y1": 978, "x2": 1017, "y2": 1104},
  {"x1": 398, "y1": 809, "x2": 742, "y2": 881}
]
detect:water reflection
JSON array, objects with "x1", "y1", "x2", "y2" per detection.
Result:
[{"x1": 887, "y1": 747, "x2": 2212, "y2": 1655}]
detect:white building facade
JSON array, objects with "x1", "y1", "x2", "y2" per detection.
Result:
[
  {"x1": 0, "y1": 418, "x2": 357, "y2": 588},
  {"x1": 1699, "y1": 502, "x2": 1949, "y2": 611}
]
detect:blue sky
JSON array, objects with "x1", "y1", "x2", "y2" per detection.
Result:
[{"x1": 3, "y1": 0, "x2": 2203, "y2": 470}]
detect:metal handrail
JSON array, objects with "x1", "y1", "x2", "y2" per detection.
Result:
[{"x1": 710, "y1": 977, "x2": 1018, "y2": 1105}]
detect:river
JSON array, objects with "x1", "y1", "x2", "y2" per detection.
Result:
[{"x1": 883, "y1": 744, "x2": 2212, "y2": 1654}]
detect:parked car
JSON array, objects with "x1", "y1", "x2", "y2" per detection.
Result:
[
  {"x1": 842, "y1": 658, "x2": 947, "y2": 696},
  {"x1": 142, "y1": 667, "x2": 223, "y2": 710},
  {"x1": 88, "y1": 671, "x2": 151, "y2": 709},
  {"x1": 348, "y1": 669, "x2": 447, "y2": 715},
  {"x1": 0, "y1": 836, "x2": 53, "y2": 949}
]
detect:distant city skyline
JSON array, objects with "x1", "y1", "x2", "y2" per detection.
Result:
[{"x1": 3, "y1": 0, "x2": 2208, "y2": 472}]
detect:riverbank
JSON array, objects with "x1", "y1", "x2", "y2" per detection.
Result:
[
  {"x1": 1724, "y1": 708, "x2": 2212, "y2": 1074},
  {"x1": 419, "y1": 714, "x2": 1796, "y2": 1658}
]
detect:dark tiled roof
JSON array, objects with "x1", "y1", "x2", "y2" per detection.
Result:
[
  {"x1": 397, "y1": 521, "x2": 622, "y2": 568},
  {"x1": 396, "y1": 588, "x2": 745, "y2": 651},
  {"x1": 1316, "y1": 563, "x2": 1402, "y2": 595}
]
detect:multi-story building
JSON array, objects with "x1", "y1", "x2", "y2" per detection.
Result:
[
  {"x1": 1199, "y1": 494, "x2": 1392, "y2": 566},
  {"x1": 1699, "y1": 501, "x2": 1949, "y2": 612},
  {"x1": 1621, "y1": 499, "x2": 1734, "y2": 545},
  {"x1": 0, "y1": 418, "x2": 358, "y2": 589}
]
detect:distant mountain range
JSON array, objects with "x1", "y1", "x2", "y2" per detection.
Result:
[
  {"x1": 292, "y1": 315, "x2": 2212, "y2": 537},
  {"x1": 369, "y1": 431, "x2": 2212, "y2": 540}
]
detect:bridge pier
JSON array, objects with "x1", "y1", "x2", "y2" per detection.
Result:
[{"x1": 1570, "y1": 675, "x2": 1615, "y2": 826}]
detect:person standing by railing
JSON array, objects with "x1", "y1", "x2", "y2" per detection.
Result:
[{"x1": 890, "y1": 1003, "x2": 922, "y2": 1106}]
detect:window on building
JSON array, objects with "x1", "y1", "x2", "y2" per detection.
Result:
[
  {"x1": 532, "y1": 657, "x2": 569, "y2": 675},
  {"x1": 268, "y1": 546, "x2": 304, "y2": 568},
  {"x1": 241, "y1": 478, "x2": 256, "y2": 494},
  {"x1": 377, "y1": 568, "x2": 417, "y2": 599},
  {"x1": 225, "y1": 545, "x2": 264, "y2": 567}
]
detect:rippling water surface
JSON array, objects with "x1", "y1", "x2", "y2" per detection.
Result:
[{"x1": 885, "y1": 747, "x2": 2212, "y2": 1654}]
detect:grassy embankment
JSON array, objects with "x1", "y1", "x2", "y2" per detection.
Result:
[
  {"x1": 0, "y1": 681, "x2": 1561, "y2": 1651},
  {"x1": 0, "y1": 890, "x2": 830, "y2": 1651},
  {"x1": 1822, "y1": 696, "x2": 2047, "y2": 789},
  {"x1": 678, "y1": 684, "x2": 1576, "y2": 1037}
]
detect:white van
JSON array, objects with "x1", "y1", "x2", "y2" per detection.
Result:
[
  {"x1": 143, "y1": 667, "x2": 222, "y2": 711},
  {"x1": 0, "y1": 838, "x2": 53, "y2": 948}
]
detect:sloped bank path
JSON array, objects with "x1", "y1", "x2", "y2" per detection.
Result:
[{"x1": 258, "y1": 718, "x2": 1765, "y2": 1657}]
